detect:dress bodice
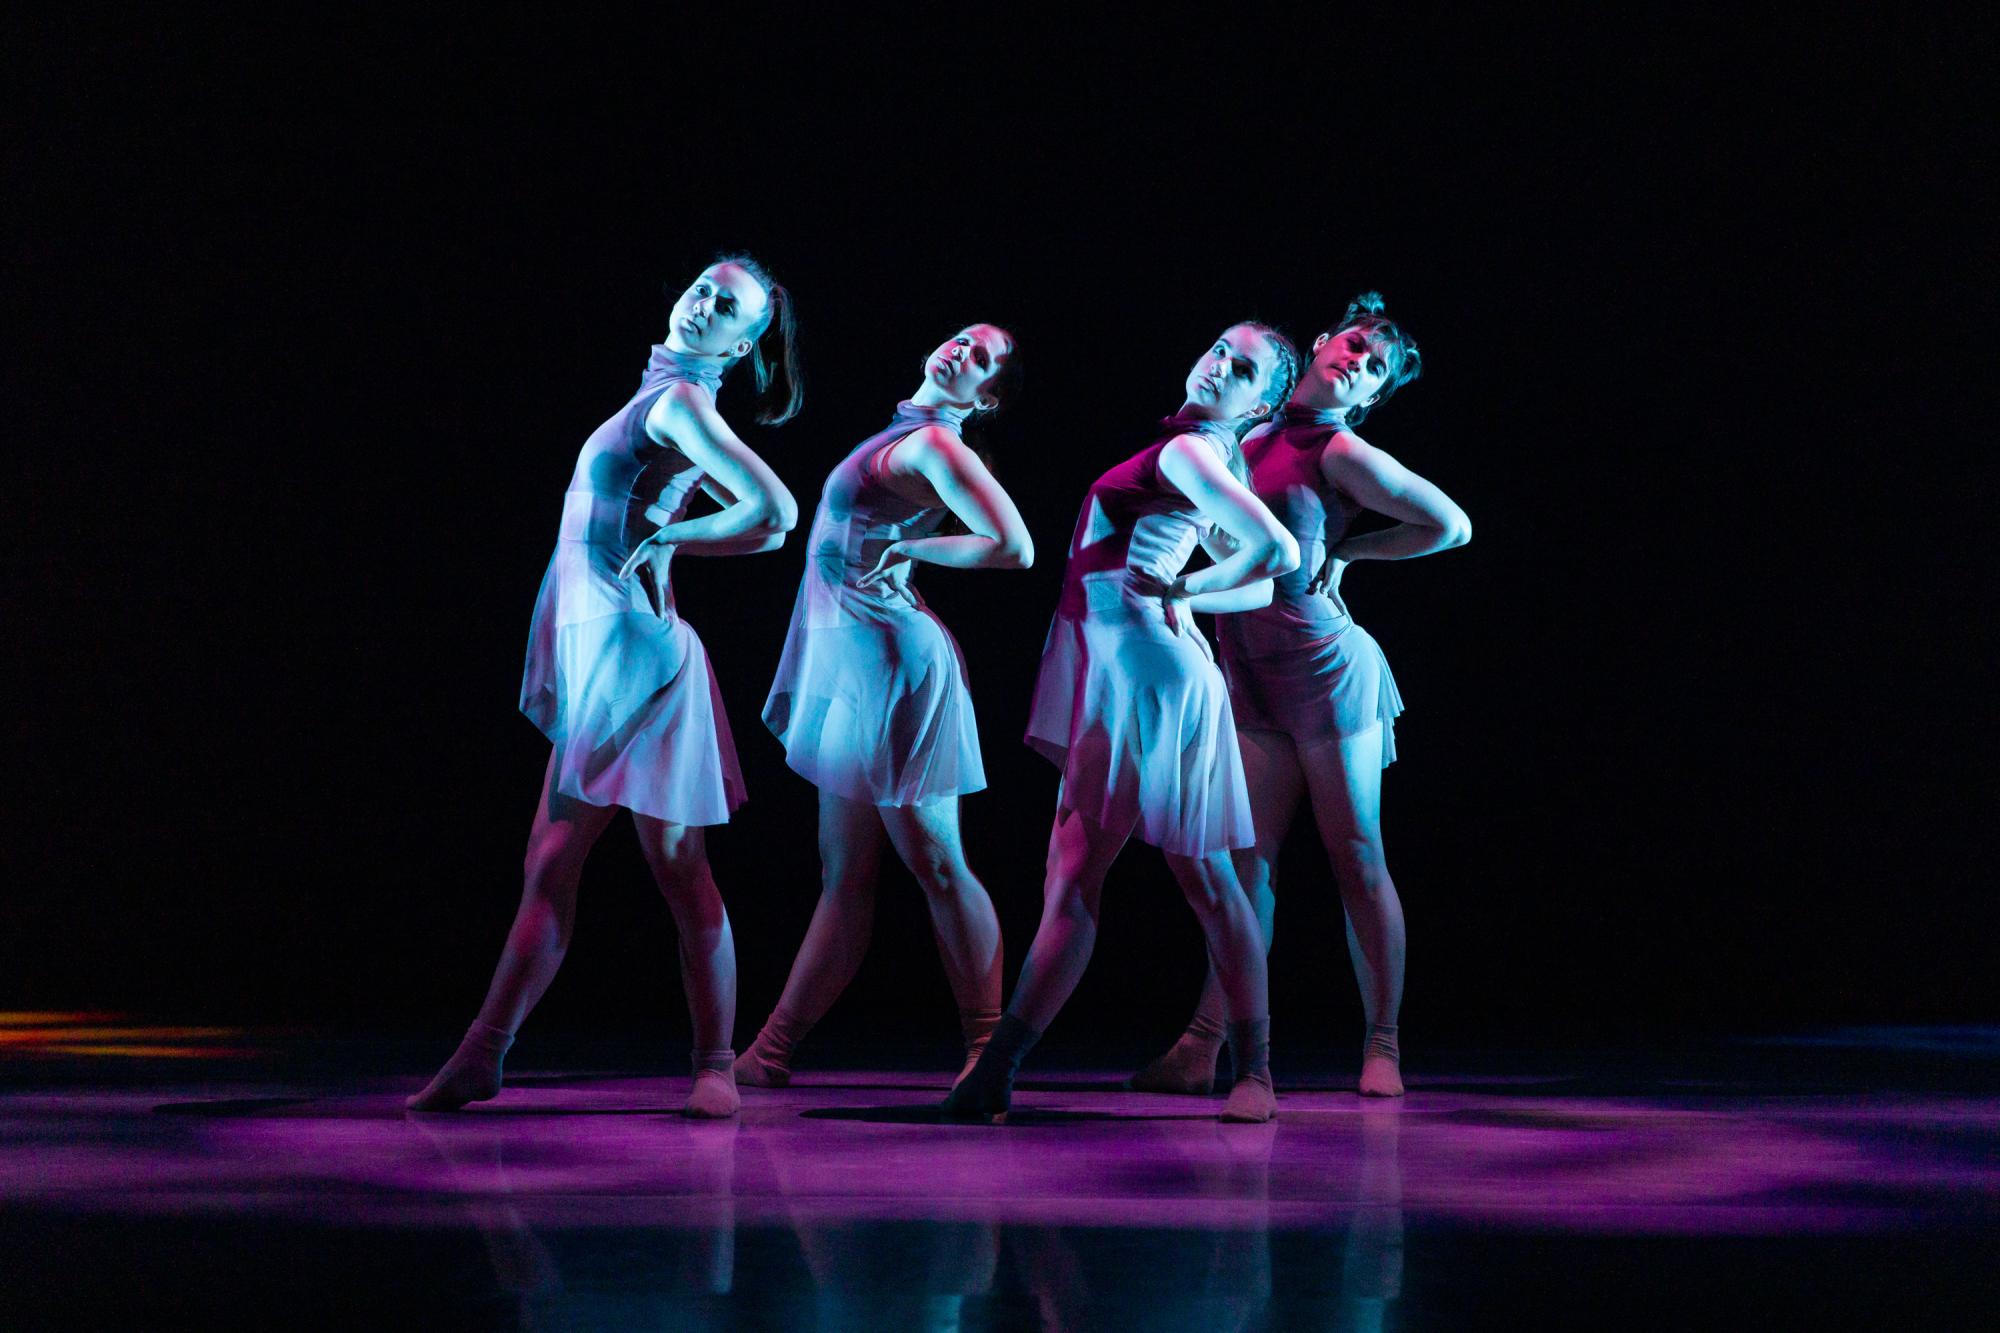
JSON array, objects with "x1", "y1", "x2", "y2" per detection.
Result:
[
  {"x1": 1231, "y1": 408, "x2": 1361, "y2": 636},
  {"x1": 806, "y1": 400, "x2": 966, "y2": 589},
  {"x1": 557, "y1": 345, "x2": 729, "y2": 557},
  {"x1": 1055, "y1": 416, "x2": 1236, "y2": 620}
]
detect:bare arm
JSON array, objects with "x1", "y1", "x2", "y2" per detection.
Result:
[
  {"x1": 856, "y1": 428, "x2": 1034, "y2": 588},
  {"x1": 1155, "y1": 434, "x2": 1300, "y2": 599},
  {"x1": 1185, "y1": 528, "x2": 1272, "y2": 613},
  {"x1": 638, "y1": 382, "x2": 799, "y2": 550},
  {"x1": 1320, "y1": 431, "x2": 1471, "y2": 562},
  {"x1": 651, "y1": 476, "x2": 785, "y2": 557}
]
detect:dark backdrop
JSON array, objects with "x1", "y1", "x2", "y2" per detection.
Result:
[{"x1": 6, "y1": 13, "x2": 1991, "y2": 1058}]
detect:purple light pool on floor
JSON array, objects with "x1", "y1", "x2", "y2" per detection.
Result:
[{"x1": 5, "y1": 1040, "x2": 1998, "y2": 1326}]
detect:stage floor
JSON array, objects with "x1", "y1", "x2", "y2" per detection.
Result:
[{"x1": 3, "y1": 1030, "x2": 1997, "y2": 1328}]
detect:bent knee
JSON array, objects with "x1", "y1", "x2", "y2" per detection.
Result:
[
  {"x1": 911, "y1": 855, "x2": 980, "y2": 901},
  {"x1": 1331, "y1": 845, "x2": 1394, "y2": 899}
]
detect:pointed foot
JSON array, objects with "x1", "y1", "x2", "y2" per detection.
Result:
[
  {"x1": 731, "y1": 1047, "x2": 791, "y2": 1089},
  {"x1": 406, "y1": 1060, "x2": 501, "y2": 1112},
  {"x1": 1127, "y1": 1035, "x2": 1221, "y2": 1095}
]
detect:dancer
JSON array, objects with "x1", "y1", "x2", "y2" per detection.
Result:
[
  {"x1": 945, "y1": 323, "x2": 1302, "y2": 1124},
  {"x1": 740, "y1": 324, "x2": 1029, "y2": 1088},
  {"x1": 409, "y1": 256, "x2": 803, "y2": 1118},
  {"x1": 1130, "y1": 292, "x2": 1469, "y2": 1099}
]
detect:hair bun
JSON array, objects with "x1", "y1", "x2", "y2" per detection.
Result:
[{"x1": 1345, "y1": 291, "x2": 1388, "y2": 322}]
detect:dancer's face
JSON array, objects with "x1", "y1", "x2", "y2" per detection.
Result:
[
  {"x1": 1303, "y1": 325, "x2": 1392, "y2": 417},
  {"x1": 1183, "y1": 324, "x2": 1280, "y2": 422},
  {"x1": 923, "y1": 324, "x2": 1013, "y2": 409},
  {"x1": 666, "y1": 263, "x2": 770, "y2": 359}
]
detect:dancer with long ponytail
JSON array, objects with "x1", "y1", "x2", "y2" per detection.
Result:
[
  {"x1": 409, "y1": 256, "x2": 802, "y2": 1118},
  {"x1": 945, "y1": 323, "x2": 1302, "y2": 1124},
  {"x1": 1130, "y1": 293, "x2": 1469, "y2": 1099},
  {"x1": 738, "y1": 324, "x2": 1031, "y2": 1087}
]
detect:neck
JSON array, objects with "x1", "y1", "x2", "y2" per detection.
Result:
[
  {"x1": 1175, "y1": 399, "x2": 1225, "y2": 422},
  {"x1": 910, "y1": 380, "x2": 976, "y2": 411},
  {"x1": 1288, "y1": 379, "x2": 1348, "y2": 412},
  {"x1": 662, "y1": 331, "x2": 730, "y2": 362}
]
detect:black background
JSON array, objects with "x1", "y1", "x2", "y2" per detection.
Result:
[{"x1": 6, "y1": 12, "x2": 1992, "y2": 1060}]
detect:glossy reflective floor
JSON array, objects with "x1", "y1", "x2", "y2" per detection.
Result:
[{"x1": 4, "y1": 1026, "x2": 1997, "y2": 1328}]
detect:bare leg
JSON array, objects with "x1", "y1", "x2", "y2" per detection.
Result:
[
  {"x1": 880, "y1": 797, "x2": 1005, "y2": 1082},
  {"x1": 633, "y1": 815, "x2": 739, "y2": 1118},
  {"x1": 940, "y1": 801, "x2": 1130, "y2": 1117},
  {"x1": 1162, "y1": 849, "x2": 1275, "y2": 1122},
  {"x1": 409, "y1": 752, "x2": 616, "y2": 1110},
  {"x1": 1132, "y1": 728, "x2": 1301, "y2": 1094},
  {"x1": 734, "y1": 791, "x2": 886, "y2": 1087},
  {"x1": 1297, "y1": 727, "x2": 1406, "y2": 1097}
]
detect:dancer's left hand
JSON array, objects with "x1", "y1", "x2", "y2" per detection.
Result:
[
  {"x1": 1131, "y1": 570, "x2": 1192, "y2": 636},
  {"x1": 621, "y1": 539, "x2": 677, "y2": 617},
  {"x1": 857, "y1": 542, "x2": 919, "y2": 606},
  {"x1": 1307, "y1": 553, "x2": 1352, "y2": 617}
]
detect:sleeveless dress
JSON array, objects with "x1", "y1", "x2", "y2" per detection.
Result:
[
  {"x1": 1217, "y1": 407, "x2": 1404, "y2": 765},
  {"x1": 518, "y1": 345, "x2": 748, "y2": 825},
  {"x1": 763, "y1": 401, "x2": 986, "y2": 806},
  {"x1": 1023, "y1": 417, "x2": 1255, "y2": 856}
]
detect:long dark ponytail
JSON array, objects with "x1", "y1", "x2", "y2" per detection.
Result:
[{"x1": 712, "y1": 251, "x2": 804, "y2": 426}]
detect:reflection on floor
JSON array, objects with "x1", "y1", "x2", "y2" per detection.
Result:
[{"x1": 3, "y1": 1030, "x2": 1997, "y2": 1327}]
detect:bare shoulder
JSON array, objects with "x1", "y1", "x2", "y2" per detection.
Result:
[
  {"x1": 1320, "y1": 428, "x2": 1396, "y2": 479},
  {"x1": 653, "y1": 379, "x2": 718, "y2": 418},
  {"x1": 1159, "y1": 431, "x2": 1227, "y2": 471},
  {"x1": 885, "y1": 424, "x2": 969, "y2": 474}
]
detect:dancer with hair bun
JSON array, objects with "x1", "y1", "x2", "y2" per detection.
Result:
[
  {"x1": 945, "y1": 322, "x2": 1302, "y2": 1125},
  {"x1": 738, "y1": 324, "x2": 1031, "y2": 1088},
  {"x1": 409, "y1": 256, "x2": 803, "y2": 1119},
  {"x1": 1130, "y1": 292, "x2": 1469, "y2": 1100}
]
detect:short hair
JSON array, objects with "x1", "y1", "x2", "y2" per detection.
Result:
[{"x1": 1322, "y1": 291, "x2": 1421, "y2": 427}]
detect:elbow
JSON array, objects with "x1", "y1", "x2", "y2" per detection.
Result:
[
  {"x1": 1259, "y1": 531, "x2": 1302, "y2": 579},
  {"x1": 1445, "y1": 513, "x2": 1472, "y2": 549},
  {"x1": 761, "y1": 492, "x2": 800, "y2": 536},
  {"x1": 995, "y1": 534, "x2": 1035, "y2": 571}
]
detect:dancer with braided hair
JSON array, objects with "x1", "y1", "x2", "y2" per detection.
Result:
[{"x1": 945, "y1": 323, "x2": 1301, "y2": 1124}]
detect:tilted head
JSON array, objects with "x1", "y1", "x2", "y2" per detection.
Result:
[
  {"x1": 1182, "y1": 321, "x2": 1300, "y2": 426},
  {"x1": 1299, "y1": 292, "x2": 1421, "y2": 426},
  {"x1": 919, "y1": 323, "x2": 1020, "y2": 415},
  {"x1": 665, "y1": 253, "x2": 804, "y2": 425}
]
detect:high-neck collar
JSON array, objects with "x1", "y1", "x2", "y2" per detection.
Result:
[
  {"x1": 1160, "y1": 412, "x2": 1241, "y2": 447},
  {"x1": 1278, "y1": 403, "x2": 1348, "y2": 429},
  {"x1": 892, "y1": 398, "x2": 971, "y2": 430},
  {"x1": 645, "y1": 344, "x2": 730, "y2": 392}
]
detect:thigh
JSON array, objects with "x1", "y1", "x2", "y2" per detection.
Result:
[
  {"x1": 1295, "y1": 727, "x2": 1387, "y2": 864},
  {"x1": 630, "y1": 812, "x2": 709, "y2": 886},
  {"x1": 880, "y1": 796, "x2": 967, "y2": 878},
  {"x1": 819, "y1": 788, "x2": 888, "y2": 885},
  {"x1": 1236, "y1": 727, "x2": 1306, "y2": 870},
  {"x1": 1163, "y1": 848, "x2": 1245, "y2": 914},
  {"x1": 528, "y1": 748, "x2": 617, "y2": 867},
  {"x1": 1044, "y1": 791, "x2": 1132, "y2": 911}
]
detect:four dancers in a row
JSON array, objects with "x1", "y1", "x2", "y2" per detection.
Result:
[{"x1": 409, "y1": 256, "x2": 1469, "y2": 1123}]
